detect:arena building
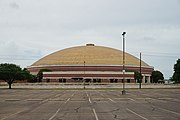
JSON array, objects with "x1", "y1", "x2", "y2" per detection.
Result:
[{"x1": 27, "y1": 44, "x2": 154, "y2": 83}]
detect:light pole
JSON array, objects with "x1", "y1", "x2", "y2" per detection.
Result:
[
  {"x1": 139, "y1": 52, "x2": 142, "y2": 89},
  {"x1": 122, "y1": 32, "x2": 126, "y2": 95},
  {"x1": 83, "y1": 61, "x2": 85, "y2": 89}
]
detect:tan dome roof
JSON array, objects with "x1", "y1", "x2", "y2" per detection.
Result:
[{"x1": 31, "y1": 44, "x2": 149, "y2": 67}]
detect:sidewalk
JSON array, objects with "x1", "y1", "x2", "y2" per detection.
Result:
[{"x1": 0, "y1": 83, "x2": 179, "y2": 89}]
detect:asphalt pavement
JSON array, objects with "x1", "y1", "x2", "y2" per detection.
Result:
[{"x1": 0, "y1": 89, "x2": 180, "y2": 120}]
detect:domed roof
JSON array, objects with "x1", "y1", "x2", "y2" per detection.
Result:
[{"x1": 31, "y1": 44, "x2": 149, "y2": 67}]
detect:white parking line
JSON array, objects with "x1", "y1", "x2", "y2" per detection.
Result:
[
  {"x1": 5, "y1": 99, "x2": 20, "y2": 101},
  {"x1": 48, "y1": 108, "x2": 61, "y2": 120},
  {"x1": 65, "y1": 98, "x2": 70, "y2": 104},
  {"x1": 126, "y1": 108, "x2": 148, "y2": 120},
  {"x1": 48, "y1": 92, "x2": 74, "y2": 120},
  {"x1": 128, "y1": 98, "x2": 137, "y2": 102},
  {"x1": 86, "y1": 93, "x2": 89, "y2": 97},
  {"x1": 1, "y1": 109, "x2": 25, "y2": 120},
  {"x1": 108, "y1": 98, "x2": 116, "y2": 103},
  {"x1": 39, "y1": 99, "x2": 49, "y2": 104},
  {"x1": 158, "y1": 107, "x2": 180, "y2": 116},
  {"x1": 158, "y1": 97, "x2": 174, "y2": 100},
  {"x1": 48, "y1": 97, "x2": 71, "y2": 120},
  {"x1": 26, "y1": 99, "x2": 43, "y2": 101},
  {"x1": 71, "y1": 93, "x2": 75, "y2": 97},
  {"x1": 86, "y1": 92, "x2": 92, "y2": 104},
  {"x1": 89, "y1": 98, "x2": 92, "y2": 104},
  {"x1": 49, "y1": 99, "x2": 63, "y2": 101},
  {"x1": 157, "y1": 97, "x2": 180, "y2": 102},
  {"x1": 146, "y1": 97, "x2": 155, "y2": 100},
  {"x1": 54, "y1": 95, "x2": 59, "y2": 97},
  {"x1": 93, "y1": 108, "x2": 99, "y2": 120},
  {"x1": 114, "y1": 98, "x2": 129, "y2": 100}
]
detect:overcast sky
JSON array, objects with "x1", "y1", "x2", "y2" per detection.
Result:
[{"x1": 0, "y1": 0, "x2": 180, "y2": 79}]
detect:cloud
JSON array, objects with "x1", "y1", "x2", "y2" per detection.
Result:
[
  {"x1": 0, "y1": 0, "x2": 180, "y2": 78},
  {"x1": 9, "y1": 2, "x2": 20, "y2": 9}
]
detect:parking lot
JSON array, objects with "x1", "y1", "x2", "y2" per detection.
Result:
[{"x1": 0, "y1": 89, "x2": 180, "y2": 120}]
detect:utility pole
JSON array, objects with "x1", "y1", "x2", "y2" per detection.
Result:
[
  {"x1": 83, "y1": 61, "x2": 85, "y2": 89},
  {"x1": 139, "y1": 52, "x2": 142, "y2": 89},
  {"x1": 122, "y1": 32, "x2": 126, "y2": 95}
]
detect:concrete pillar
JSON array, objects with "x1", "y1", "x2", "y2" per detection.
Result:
[
  {"x1": 142, "y1": 75, "x2": 145, "y2": 83},
  {"x1": 147, "y1": 76, "x2": 151, "y2": 83}
]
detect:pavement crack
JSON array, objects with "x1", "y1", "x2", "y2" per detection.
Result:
[
  {"x1": 74, "y1": 106, "x2": 81, "y2": 113},
  {"x1": 114, "y1": 114, "x2": 117, "y2": 118},
  {"x1": 111, "y1": 108, "x2": 120, "y2": 112},
  {"x1": 98, "y1": 108, "x2": 120, "y2": 113},
  {"x1": 145, "y1": 98, "x2": 156, "y2": 111}
]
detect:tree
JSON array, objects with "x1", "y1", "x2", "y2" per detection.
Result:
[
  {"x1": 37, "y1": 69, "x2": 52, "y2": 82},
  {"x1": 0, "y1": 63, "x2": 28, "y2": 89},
  {"x1": 171, "y1": 59, "x2": 180, "y2": 83},
  {"x1": 27, "y1": 75, "x2": 38, "y2": 83},
  {"x1": 134, "y1": 71, "x2": 142, "y2": 83},
  {"x1": 22, "y1": 68, "x2": 34, "y2": 82},
  {"x1": 151, "y1": 70, "x2": 164, "y2": 83}
]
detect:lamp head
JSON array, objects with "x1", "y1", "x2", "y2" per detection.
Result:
[{"x1": 122, "y1": 32, "x2": 126, "y2": 36}]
